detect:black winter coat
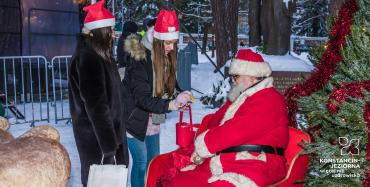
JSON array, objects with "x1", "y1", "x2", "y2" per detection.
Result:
[
  {"x1": 116, "y1": 31, "x2": 137, "y2": 68},
  {"x1": 122, "y1": 34, "x2": 174, "y2": 141},
  {"x1": 68, "y1": 34, "x2": 129, "y2": 185}
]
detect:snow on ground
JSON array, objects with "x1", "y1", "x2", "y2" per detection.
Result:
[
  {"x1": 291, "y1": 52, "x2": 311, "y2": 64},
  {"x1": 6, "y1": 51, "x2": 309, "y2": 186},
  {"x1": 262, "y1": 52, "x2": 313, "y2": 72}
]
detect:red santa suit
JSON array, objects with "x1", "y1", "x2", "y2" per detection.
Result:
[{"x1": 169, "y1": 49, "x2": 289, "y2": 187}]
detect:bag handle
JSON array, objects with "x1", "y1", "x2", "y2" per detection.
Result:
[
  {"x1": 179, "y1": 105, "x2": 193, "y2": 126},
  {"x1": 100, "y1": 155, "x2": 117, "y2": 165}
]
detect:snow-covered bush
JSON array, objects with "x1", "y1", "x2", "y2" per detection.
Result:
[{"x1": 200, "y1": 78, "x2": 230, "y2": 108}]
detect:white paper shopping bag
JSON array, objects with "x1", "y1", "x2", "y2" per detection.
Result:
[{"x1": 87, "y1": 156, "x2": 128, "y2": 187}]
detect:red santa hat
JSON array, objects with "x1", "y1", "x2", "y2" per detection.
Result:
[
  {"x1": 153, "y1": 10, "x2": 179, "y2": 40},
  {"x1": 83, "y1": 0, "x2": 115, "y2": 30},
  {"x1": 229, "y1": 49, "x2": 272, "y2": 77}
]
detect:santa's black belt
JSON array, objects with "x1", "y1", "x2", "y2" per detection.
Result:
[{"x1": 218, "y1": 144, "x2": 284, "y2": 156}]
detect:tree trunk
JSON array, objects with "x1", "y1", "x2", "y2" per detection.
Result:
[
  {"x1": 227, "y1": 0, "x2": 240, "y2": 55},
  {"x1": 248, "y1": 0, "x2": 261, "y2": 47},
  {"x1": 260, "y1": 0, "x2": 273, "y2": 51},
  {"x1": 211, "y1": 0, "x2": 227, "y2": 67},
  {"x1": 329, "y1": 0, "x2": 345, "y2": 16},
  {"x1": 211, "y1": 35, "x2": 215, "y2": 58},
  {"x1": 211, "y1": 0, "x2": 239, "y2": 67},
  {"x1": 201, "y1": 23, "x2": 210, "y2": 54},
  {"x1": 312, "y1": 9, "x2": 320, "y2": 37},
  {"x1": 261, "y1": 0, "x2": 295, "y2": 55}
]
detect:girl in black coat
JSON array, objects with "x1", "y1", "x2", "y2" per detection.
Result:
[
  {"x1": 68, "y1": 2, "x2": 128, "y2": 186},
  {"x1": 122, "y1": 10, "x2": 192, "y2": 187}
]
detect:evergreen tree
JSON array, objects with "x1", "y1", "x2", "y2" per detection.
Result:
[
  {"x1": 105, "y1": 0, "x2": 161, "y2": 27},
  {"x1": 130, "y1": 1, "x2": 160, "y2": 21},
  {"x1": 176, "y1": 0, "x2": 212, "y2": 33},
  {"x1": 293, "y1": 0, "x2": 329, "y2": 36},
  {"x1": 106, "y1": 0, "x2": 125, "y2": 30},
  {"x1": 290, "y1": 0, "x2": 369, "y2": 186}
]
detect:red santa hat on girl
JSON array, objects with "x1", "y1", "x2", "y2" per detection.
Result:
[
  {"x1": 83, "y1": 0, "x2": 115, "y2": 30},
  {"x1": 153, "y1": 10, "x2": 179, "y2": 40},
  {"x1": 229, "y1": 49, "x2": 272, "y2": 77}
]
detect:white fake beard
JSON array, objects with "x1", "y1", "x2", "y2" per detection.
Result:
[{"x1": 227, "y1": 84, "x2": 249, "y2": 102}]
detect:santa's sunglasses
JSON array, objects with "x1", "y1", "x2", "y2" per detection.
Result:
[{"x1": 230, "y1": 74, "x2": 240, "y2": 81}]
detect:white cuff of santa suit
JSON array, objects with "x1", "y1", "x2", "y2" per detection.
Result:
[{"x1": 194, "y1": 130, "x2": 214, "y2": 158}]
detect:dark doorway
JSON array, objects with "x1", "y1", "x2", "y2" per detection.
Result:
[{"x1": 0, "y1": 0, "x2": 22, "y2": 56}]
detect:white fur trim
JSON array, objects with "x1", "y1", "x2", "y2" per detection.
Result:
[
  {"x1": 221, "y1": 93, "x2": 247, "y2": 125},
  {"x1": 235, "y1": 151, "x2": 267, "y2": 162},
  {"x1": 208, "y1": 172, "x2": 258, "y2": 187},
  {"x1": 210, "y1": 155, "x2": 223, "y2": 175},
  {"x1": 220, "y1": 77, "x2": 273, "y2": 124},
  {"x1": 180, "y1": 164, "x2": 197, "y2": 172},
  {"x1": 124, "y1": 34, "x2": 146, "y2": 61},
  {"x1": 194, "y1": 130, "x2": 214, "y2": 158},
  {"x1": 229, "y1": 59, "x2": 272, "y2": 77},
  {"x1": 153, "y1": 31, "x2": 179, "y2": 40},
  {"x1": 84, "y1": 18, "x2": 115, "y2": 30}
]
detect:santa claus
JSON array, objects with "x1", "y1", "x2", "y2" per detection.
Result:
[{"x1": 169, "y1": 49, "x2": 289, "y2": 187}]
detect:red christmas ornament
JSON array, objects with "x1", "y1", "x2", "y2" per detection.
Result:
[{"x1": 326, "y1": 102, "x2": 339, "y2": 113}]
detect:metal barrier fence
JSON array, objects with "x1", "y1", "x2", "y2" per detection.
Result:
[
  {"x1": 0, "y1": 56, "x2": 50, "y2": 125},
  {"x1": 51, "y1": 56, "x2": 72, "y2": 124},
  {"x1": 1, "y1": 42, "x2": 197, "y2": 124}
]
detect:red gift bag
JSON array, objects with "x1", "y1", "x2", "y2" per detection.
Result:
[{"x1": 176, "y1": 106, "x2": 197, "y2": 148}]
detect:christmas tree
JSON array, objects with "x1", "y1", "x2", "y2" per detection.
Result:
[{"x1": 285, "y1": 0, "x2": 369, "y2": 186}]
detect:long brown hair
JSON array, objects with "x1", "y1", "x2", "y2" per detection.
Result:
[
  {"x1": 84, "y1": 26, "x2": 113, "y2": 62},
  {"x1": 152, "y1": 38, "x2": 177, "y2": 97}
]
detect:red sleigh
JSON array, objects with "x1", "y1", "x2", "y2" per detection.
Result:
[{"x1": 146, "y1": 112, "x2": 310, "y2": 187}]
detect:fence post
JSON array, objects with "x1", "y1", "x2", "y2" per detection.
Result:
[
  {"x1": 177, "y1": 49, "x2": 191, "y2": 91},
  {"x1": 179, "y1": 33, "x2": 184, "y2": 46},
  {"x1": 189, "y1": 42, "x2": 198, "y2": 65}
]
